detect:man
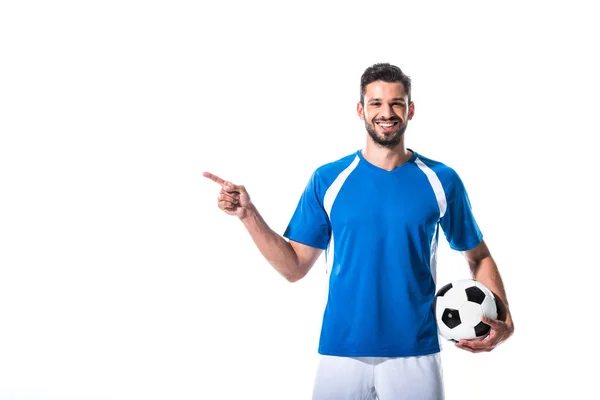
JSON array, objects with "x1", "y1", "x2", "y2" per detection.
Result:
[{"x1": 203, "y1": 63, "x2": 514, "y2": 399}]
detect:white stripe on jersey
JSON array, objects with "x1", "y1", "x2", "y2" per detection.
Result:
[
  {"x1": 415, "y1": 157, "x2": 447, "y2": 218},
  {"x1": 415, "y1": 157, "x2": 447, "y2": 284},
  {"x1": 322, "y1": 155, "x2": 359, "y2": 308},
  {"x1": 323, "y1": 155, "x2": 360, "y2": 217}
]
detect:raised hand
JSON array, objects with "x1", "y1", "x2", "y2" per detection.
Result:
[{"x1": 202, "y1": 172, "x2": 253, "y2": 219}]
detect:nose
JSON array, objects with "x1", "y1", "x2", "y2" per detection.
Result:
[{"x1": 380, "y1": 104, "x2": 396, "y2": 119}]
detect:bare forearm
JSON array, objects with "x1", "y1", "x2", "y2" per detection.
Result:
[
  {"x1": 472, "y1": 257, "x2": 507, "y2": 305},
  {"x1": 240, "y1": 204, "x2": 300, "y2": 281},
  {"x1": 471, "y1": 257, "x2": 513, "y2": 327}
]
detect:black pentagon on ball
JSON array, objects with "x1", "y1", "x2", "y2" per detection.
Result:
[
  {"x1": 474, "y1": 321, "x2": 491, "y2": 337},
  {"x1": 431, "y1": 295, "x2": 439, "y2": 313},
  {"x1": 441, "y1": 308, "x2": 461, "y2": 329},
  {"x1": 465, "y1": 286, "x2": 486, "y2": 305},
  {"x1": 436, "y1": 282, "x2": 453, "y2": 297}
]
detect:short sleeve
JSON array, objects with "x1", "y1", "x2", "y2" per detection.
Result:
[
  {"x1": 283, "y1": 171, "x2": 331, "y2": 250},
  {"x1": 439, "y1": 173, "x2": 483, "y2": 251}
]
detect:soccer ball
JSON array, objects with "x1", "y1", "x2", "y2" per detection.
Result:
[{"x1": 433, "y1": 278, "x2": 498, "y2": 342}]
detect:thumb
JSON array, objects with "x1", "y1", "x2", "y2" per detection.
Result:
[{"x1": 223, "y1": 181, "x2": 243, "y2": 193}]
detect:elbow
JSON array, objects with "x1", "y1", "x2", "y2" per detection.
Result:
[
  {"x1": 283, "y1": 264, "x2": 307, "y2": 283},
  {"x1": 284, "y1": 271, "x2": 305, "y2": 283}
]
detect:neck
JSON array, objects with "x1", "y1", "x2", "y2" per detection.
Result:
[{"x1": 361, "y1": 138, "x2": 413, "y2": 171}]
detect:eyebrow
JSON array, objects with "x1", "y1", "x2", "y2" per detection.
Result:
[{"x1": 368, "y1": 98, "x2": 406, "y2": 103}]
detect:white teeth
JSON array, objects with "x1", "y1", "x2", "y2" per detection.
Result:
[{"x1": 379, "y1": 123, "x2": 394, "y2": 127}]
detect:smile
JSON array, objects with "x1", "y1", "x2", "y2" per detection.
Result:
[{"x1": 376, "y1": 121, "x2": 399, "y2": 131}]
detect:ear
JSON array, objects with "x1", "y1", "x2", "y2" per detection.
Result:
[
  {"x1": 357, "y1": 101, "x2": 365, "y2": 120},
  {"x1": 407, "y1": 102, "x2": 415, "y2": 120}
]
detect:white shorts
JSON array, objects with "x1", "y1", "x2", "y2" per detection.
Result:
[{"x1": 312, "y1": 353, "x2": 444, "y2": 400}]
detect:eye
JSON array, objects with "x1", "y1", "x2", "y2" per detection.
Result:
[{"x1": 370, "y1": 102, "x2": 381, "y2": 107}]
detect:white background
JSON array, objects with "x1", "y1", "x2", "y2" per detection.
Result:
[{"x1": 1, "y1": 1, "x2": 598, "y2": 399}]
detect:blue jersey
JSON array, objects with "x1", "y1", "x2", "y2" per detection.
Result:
[{"x1": 283, "y1": 149, "x2": 483, "y2": 357}]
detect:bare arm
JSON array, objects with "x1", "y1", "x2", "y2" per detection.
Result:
[
  {"x1": 203, "y1": 171, "x2": 322, "y2": 282},
  {"x1": 240, "y1": 204, "x2": 323, "y2": 282},
  {"x1": 458, "y1": 239, "x2": 515, "y2": 352}
]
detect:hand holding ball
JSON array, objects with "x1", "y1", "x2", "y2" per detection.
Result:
[{"x1": 433, "y1": 279, "x2": 498, "y2": 342}]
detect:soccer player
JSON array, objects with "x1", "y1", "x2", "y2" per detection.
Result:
[{"x1": 203, "y1": 63, "x2": 514, "y2": 399}]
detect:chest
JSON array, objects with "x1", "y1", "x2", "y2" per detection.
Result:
[{"x1": 328, "y1": 170, "x2": 441, "y2": 232}]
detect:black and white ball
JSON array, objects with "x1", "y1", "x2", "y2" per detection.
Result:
[{"x1": 433, "y1": 279, "x2": 498, "y2": 342}]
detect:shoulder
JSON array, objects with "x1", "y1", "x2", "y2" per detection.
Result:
[
  {"x1": 313, "y1": 151, "x2": 359, "y2": 181},
  {"x1": 304, "y1": 151, "x2": 359, "y2": 195},
  {"x1": 412, "y1": 151, "x2": 470, "y2": 197},
  {"x1": 413, "y1": 151, "x2": 462, "y2": 184}
]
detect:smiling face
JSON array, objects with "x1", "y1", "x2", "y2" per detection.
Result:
[{"x1": 357, "y1": 80, "x2": 414, "y2": 149}]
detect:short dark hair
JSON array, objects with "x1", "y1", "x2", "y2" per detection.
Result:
[{"x1": 360, "y1": 63, "x2": 412, "y2": 104}]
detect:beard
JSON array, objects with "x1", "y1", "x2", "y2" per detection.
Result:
[{"x1": 365, "y1": 117, "x2": 407, "y2": 149}]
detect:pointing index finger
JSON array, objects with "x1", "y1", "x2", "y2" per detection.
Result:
[
  {"x1": 203, "y1": 172, "x2": 239, "y2": 191},
  {"x1": 202, "y1": 171, "x2": 228, "y2": 187}
]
